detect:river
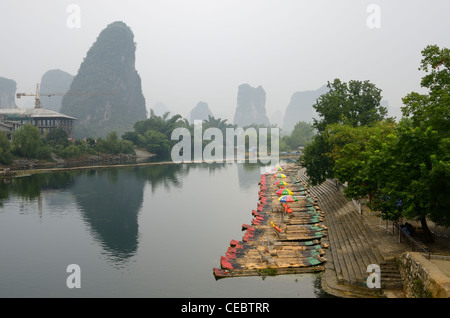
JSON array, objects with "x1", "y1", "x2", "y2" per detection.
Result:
[{"x1": 0, "y1": 161, "x2": 330, "y2": 298}]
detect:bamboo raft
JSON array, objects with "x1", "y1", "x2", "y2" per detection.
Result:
[{"x1": 213, "y1": 164, "x2": 328, "y2": 279}]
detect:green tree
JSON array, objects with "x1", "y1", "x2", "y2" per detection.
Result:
[
  {"x1": 302, "y1": 79, "x2": 388, "y2": 185},
  {"x1": 97, "y1": 131, "x2": 135, "y2": 155},
  {"x1": 142, "y1": 130, "x2": 171, "y2": 155},
  {"x1": 402, "y1": 45, "x2": 450, "y2": 135},
  {"x1": 324, "y1": 121, "x2": 396, "y2": 203},
  {"x1": 0, "y1": 131, "x2": 13, "y2": 165},
  {"x1": 203, "y1": 115, "x2": 233, "y2": 132},
  {"x1": 123, "y1": 110, "x2": 184, "y2": 156},
  {"x1": 313, "y1": 79, "x2": 387, "y2": 132},
  {"x1": 12, "y1": 124, "x2": 42, "y2": 158},
  {"x1": 282, "y1": 121, "x2": 315, "y2": 151},
  {"x1": 300, "y1": 133, "x2": 333, "y2": 185},
  {"x1": 341, "y1": 45, "x2": 450, "y2": 242},
  {"x1": 45, "y1": 128, "x2": 69, "y2": 147},
  {"x1": 369, "y1": 121, "x2": 448, "y2": 242},
  {"x1": 133, "y1": 110, "x2": 183, "y2": 138},
  {"x1": 391, "y1": 45, "x2": 450, "y2": 241}
]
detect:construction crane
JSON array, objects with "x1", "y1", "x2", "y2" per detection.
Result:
[
  {"x1": 16, "y1": 83, "x2": 49, "y2": 109},
  {"x1": 16, "y1": 83, "x2": 118, "y2": 109}
]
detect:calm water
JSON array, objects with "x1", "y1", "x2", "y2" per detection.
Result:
[{"x1": 0, "y1": 161, "x2": 329, "y2": 298}]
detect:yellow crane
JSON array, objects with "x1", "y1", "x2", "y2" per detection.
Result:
[
  {"x1": 16, "y1": 83, "x2": 52, "y2": 109},
  {"x1": 16, "y1": 83, "x2": 118, "y2": 109}
]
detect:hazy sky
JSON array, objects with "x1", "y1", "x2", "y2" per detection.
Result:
[{"x1": 1, "y1": 0, "x2": 449, "y2": 122}]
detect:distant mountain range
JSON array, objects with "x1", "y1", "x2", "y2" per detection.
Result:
[{"x1": 3, "y1": 20, "x2": 397, "y2": 140}]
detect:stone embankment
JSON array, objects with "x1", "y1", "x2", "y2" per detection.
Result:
[
  {"x1": 297, "y1": 168, "x2": 404, "y2": 298},
  {"x1": 298, "y1": 167, "x2": 450, "y2": 298},
  {"x1": 399, "y1": 252, "x2": 450, "y2": 298}
]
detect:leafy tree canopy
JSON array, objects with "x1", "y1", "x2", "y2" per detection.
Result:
[{"x1": 313, "y1": 79, "x2": 387, "y2": 132}]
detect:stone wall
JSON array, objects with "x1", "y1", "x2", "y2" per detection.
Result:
[{"x1": 399, "y1": 252, "x2": 450, "y2": 298}]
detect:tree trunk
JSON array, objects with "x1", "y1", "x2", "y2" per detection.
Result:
[{"x1": 420, "y1": 216, "x2": 434, "y2": 243}]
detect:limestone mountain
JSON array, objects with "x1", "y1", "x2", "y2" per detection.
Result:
[
  {"x1": 270, "y1": 109, "x2": 284, "y2": 129},
  {"x1": 189, "y1": 101, "x2": 213, "y2": 123},
  {"x1": 233, "y1": 84, "x2": 270, "y2": 127},
  {"x1": 39, "y1": 69, "x2": 73, "y2": 112},
  {"x1": 152, "y1": 102, "x2": 171, "y2": 117},
  {"x1": 61, "y1": 21, "x2": 147, "y2": 138},
  {"x1": 0, "y1": 77, "x2": 18, "y2": 109},
  {"x1": 282, "y1": 85, "x2": 328, "y2": 134}
]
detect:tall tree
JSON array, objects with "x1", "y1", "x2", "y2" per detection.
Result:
[
  {"x1": 402, "y1": 45, "x2": 450, "y2": 137},
  {"x1": 395, "y1": 45, "x2": 450, "y2": 241},
  {"x1": 302, "y1": 79, "x2": 388, "y2": 185},
  {"x1": 313, "y1": 79, "x2": 387, "y2": 132},
  {"x1": 325, "y1": 121, "x2": 396, "y2": 202}
]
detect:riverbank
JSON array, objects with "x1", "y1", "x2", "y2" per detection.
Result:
[
  {"x1": 0, "y1": 148, "x2": 156, "y2": 178},
  {"x1": 0, "y1": 153, "x2": 301, "y2": 179},
  {"x1": 298, "y1": 168, "x2": 450, "y2": 298}
]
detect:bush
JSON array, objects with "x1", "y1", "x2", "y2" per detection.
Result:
[
  {"x1": 96, "y1": 132, "x2": 135, "y2": 155},
  {"x1": 45, "y1": 128, "x2": 69, "y2": 147},
  {"x1": 0, "y1": 132, "x2": 13, "y2": 165},
  {"x1": 60, "y1": 144, "x2": 82, "y2": 158},
  {"x1": 11, "y1": 124, "x2": 42, "y2": 158},
  {"x1": 36, "y1": 144, "x2": 53, "y2": 160}
]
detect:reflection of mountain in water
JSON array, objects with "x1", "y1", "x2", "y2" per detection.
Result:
[
  {"x1": 70, "y1": 164, "x2": 190, "y2": 265},
  {"x1": 70, "y1": 169, "x2": 145, "y2": 264},
  {"x1": 0, "y1": 162, "x2": 240, "y2": 265}
]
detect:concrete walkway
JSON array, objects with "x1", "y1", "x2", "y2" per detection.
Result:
[{"x1": 297, "y1": 168, "x2": 408, "y2": 298}]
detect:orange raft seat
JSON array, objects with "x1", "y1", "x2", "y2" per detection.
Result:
[
  {"x1": 252, "y1": 210, "x2": 263, "y2": 217},
  {"x1": 251, "y1": 219, "x2": 261, "y2": 226},
  {"x1": 230, "y1": 239, "x2": 240, "y2": 246},
  {"x1": 221, "y1": 256, "x2": 233, "y2": 270},
  {"x1": 230, "y1": 240, "x2": 244, "y2": 249},
  {"x1": 243, "y1": 231, "x2": 254, "y2": 242},
  {"x1": 225, "y1": 251, "x2": 236, "y2": 259},
  {"x1": 226, "y1": 247, "x2": 244, "y2": 258},
  {"x1": 241, "y1": 224, "x2": 255, "y2": 231}
]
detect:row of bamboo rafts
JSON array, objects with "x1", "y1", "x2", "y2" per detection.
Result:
[{"x1": 213, "y1": 164, "x2": 329, "y2": 279}]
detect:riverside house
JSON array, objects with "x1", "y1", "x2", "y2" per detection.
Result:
[{"x1": 0, "y1": 108, "x2": 76, "y2": 139}]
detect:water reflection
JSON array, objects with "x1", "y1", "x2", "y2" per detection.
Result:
[
  {"x1": 0, "y1": 172, "x2": 76, "y2": 203},
  {"x1": 0, "y1": 160, "x2": 332, "y2": 297},
  {"x1": 70, "y1": 169, "x2": 144, "y2": 264},
  {"x1": 0, "y1": 164, "x2": 190, "y2": 266}
]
